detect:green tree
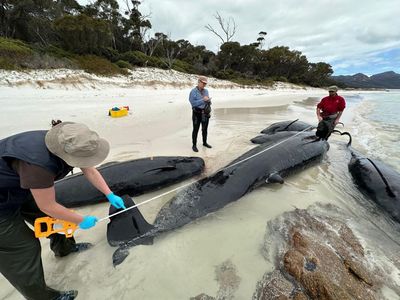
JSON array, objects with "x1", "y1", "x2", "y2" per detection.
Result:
[
  {"x1": 304, "y1": 62, "x2": 333, "y2": 86},
  {"x1": 258, "y1": 46, "x2": 309, "y2": 82},
  {"x1": 0, "y1": 0, "x2": 82, "y2": 44},
  {"x1": 55, "y1": 14, "x2": 112, "y2": 54},
  {"x1": 121, "y1": 0, "x2": 151, "y2": 52},
  {"x1": 216, "y1": 42, "x2": 259, "y2": 76}
]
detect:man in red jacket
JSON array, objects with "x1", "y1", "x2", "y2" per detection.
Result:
[{"x1": 316, "y1": 85, "x2": 346, "y2": 140}]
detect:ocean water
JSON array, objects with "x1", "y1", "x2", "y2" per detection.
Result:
[
  {"x1": 1, "y1": 89, "x2": 399, "y2": 300},
  {"x1": 350, "y1": 90, "x2": 400, "y2": 170}
]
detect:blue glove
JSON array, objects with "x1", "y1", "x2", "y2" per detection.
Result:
[
  {"x1": 106, "y1": 192, "x2": 127, "y2": 210},
  {"x1": 79, "y1": 215, "x2": 98, "y2": 230}
]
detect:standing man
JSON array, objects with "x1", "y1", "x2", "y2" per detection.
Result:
[
  {"x1": 0, "y1": 122, "x2": 126, "y2": 300},
  {"x1": 189, "y1": 75, "x2": 212, "y2": 152},
  {"x1": 316, "y1": 85, "x2": 346, "y2": 140}
]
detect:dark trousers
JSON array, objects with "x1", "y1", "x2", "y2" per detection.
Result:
[
  {"x1": 0, "y1": 198, "x2": 77, "y2": 300},
  {"x1": 192, "y1": 110, "x2": 210, "y2": 146},
  {"x1": 316, "y1": 117, "x2": 335, "y2": 140}
]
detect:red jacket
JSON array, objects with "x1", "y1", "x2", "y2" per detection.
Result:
[{"x1": 317, "y1": 95, "x2": 346, "y2": 117}]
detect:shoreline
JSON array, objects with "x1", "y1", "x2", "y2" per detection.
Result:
[
  {"x1": 0, "y1": 67, "x2": 328, "y2": 170},
  {"x1": 0, "y1": 68, "x2": 330, "y2": 299},
  {"x1": 1, "y1": 70, "x2": 399, "y2": 299}
]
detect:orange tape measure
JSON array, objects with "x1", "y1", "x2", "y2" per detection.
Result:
[{"x1": 34, "y1": 217, "x2": 78, "y2": 238}]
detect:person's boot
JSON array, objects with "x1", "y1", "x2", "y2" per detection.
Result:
[
  {"x1": 56, "y1": 290, "x2": 78, "y2": 300},
  {"x1": 192, "y1": 145, "x2": 199, "y2": 152},
  {"x1": 203, "y1": 143, "x2": 212, "y2": 148},
  {"x1": 71, "y1": 242, "x2": 93, "y2": 253},
  {"x1": 55, "y1": 242, "x2": 93, "y2": 257}
]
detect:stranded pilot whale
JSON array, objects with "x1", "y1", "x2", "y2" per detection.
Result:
[
  {"x1": 336, "y1": 131, "x2": 400, "y2": 223},
  {"x1": 108, "y1": 131, "x2": 329, "y2": 266},
  {"x1": 55, "y1": 156, "x2": 204, "y2": 207},
  {"x1": 348, "y1": 147, "x2": 400, "y2": 223},
  {"x1": 260, "y1": 119, "x2": 315, "y2": 135}
]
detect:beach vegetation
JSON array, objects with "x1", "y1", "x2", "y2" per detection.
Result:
[
  {"x1": 75, "y1": 55, "x2": 124, "y2": 76},
  {"x1": 172, "y1": 60, "x2": 195, "y2": 74},
  {"x1": 120, "y1": 51, "x2": 166, "y2": 69},
  {"x1": 115, "y1": 60, "x2": 132, "y2": 70},
  {"x1": 0, "y1": 1, "x2": 335, "y2": 86},
  {"x1": 0, "y1": 37, "x2": 33, "y2": 69}
]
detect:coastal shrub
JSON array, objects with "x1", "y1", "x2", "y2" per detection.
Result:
[
  {"x1": 100, "y1": 47, "x2": 121, "y2": 62},
  {"x1": 215, "y1": 69, "x2": 238, "y2": 80},
  {"x1": 120, "y1": 51, "x2": 167, "y2": 69},
  {"x1": 0, "y1": 37, "x2": 32, "y2": 57},
  {"x1": 41, "y1": 45, "x2": 75, "y2": 60},
  {"x1": 75, "y1": 55, "x2": 124, "y2": 76},
  {"x1": 21, "y1": 52, "x2": 76, "y2": 69},
  {"x1": 115, "y1": 60, "x2": 132, "y2": 69},
  {"x1": 0, "y1": 57, "x2": 15, "y2": 69},
  {"x1": 148, "y1": 56, "x2": 167, "y2": 69},
  {"x1": 172, "y1": 59, "x2": 195, "y2": 74},
  {"x1": 120, "y1": 51, "x2": 149, "y2": 66},
  {"x1": 0, "y1": 37, "x2": 33, "y2": 69},
  {"x1": 272, "y1": 76, "x2": 288, "y2": 82}
]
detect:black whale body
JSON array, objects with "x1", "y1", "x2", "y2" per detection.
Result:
[
  {"x1": 348, "y1": 149, "x2": 400, "y2": 223},
  {"x1": 108, "y1": 132, "x2": 329, "y2": 265},
  {"x1": 261, "y1": 119, "x2": 315, "y2": 134},
  {"x1": 55, "y1": 156, "x2": 204, "y2": 207},
  {"x1": 251, "y1": 131, "x2": 300, "y2": 144}
]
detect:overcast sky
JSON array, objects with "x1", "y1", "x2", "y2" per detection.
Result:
[{"x1": 80, "y1": 0, "x2": 400, "y2": 75}]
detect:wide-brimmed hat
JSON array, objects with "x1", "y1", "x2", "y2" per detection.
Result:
[
  {"x1": 198, "y1": 75, "x2": 208, "y2": 84},
  {"x1": 45, "y1": 122, "x2": 110, "y2": 168},
  {"x1": 328, "y1": 85, "x2": 338, "y2": 92}
]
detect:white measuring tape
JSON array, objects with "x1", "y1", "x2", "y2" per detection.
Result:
[{"x1": 98, "y1": 126, "x2": 314, "y2": 222}]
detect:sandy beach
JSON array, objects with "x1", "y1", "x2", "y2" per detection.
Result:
[
  {"x1": 0, "y1": 68, "x2": 326, "y2": 173},
  {"x1": 2, "y1": 68, "x2": 399, "y2": 299}
]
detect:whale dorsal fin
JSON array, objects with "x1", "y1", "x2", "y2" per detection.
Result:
[
  {"x1": 367, "y1": 158, "x2": 396, "y2": 198},
  {"x1": 266, "y1": 173, "x2": 284, "y2": 184},
  {"x1": 283, "y1": 119, "x2": 299, "y2": 131}
]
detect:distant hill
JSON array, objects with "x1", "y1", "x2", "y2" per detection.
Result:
[{"x1": 331, "y1": 71, "x2": 400, "y2": 88}]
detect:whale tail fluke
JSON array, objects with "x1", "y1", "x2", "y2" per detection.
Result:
[
  {"x1": 112, "y1": 247, "x2": 130, "y2": 267},
  {"x1": 107, "y1": 195, "x2": 155, "y2": 247}
]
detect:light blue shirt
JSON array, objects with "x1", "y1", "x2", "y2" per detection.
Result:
[{"x1": 189, "y1": 87, "x2": 209, "y2": 109}]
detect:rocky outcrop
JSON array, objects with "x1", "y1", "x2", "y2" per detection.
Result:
[{"x1": 254, "y1": 204, "x2": 400, "y2": 300}]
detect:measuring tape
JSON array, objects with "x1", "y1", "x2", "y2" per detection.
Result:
[
  {"x1": 34, "y1": 126, "x2": 314, "y2": 238},
  {"x1": 34, "y1": 216, "x2": 78, "y2": 238}
]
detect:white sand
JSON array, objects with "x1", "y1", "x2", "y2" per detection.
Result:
[{"x1": 0, "y1": 68, "x2": 328, "y2": 299}]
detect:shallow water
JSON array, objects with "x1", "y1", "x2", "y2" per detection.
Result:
[
  {"x1": 109, "y1": 91, "x2": 400, "y2": 299},
  {"x1": 1, "y1": 90, "x2": 399, "y2": 299}
]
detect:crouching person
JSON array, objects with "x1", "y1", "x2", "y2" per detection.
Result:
[
  {"x1": 316, "y1": 85, "x2": 346, "y2": 140},
  {"x1": 0, "y1": 122, "x2": 126, "y2": 300}
]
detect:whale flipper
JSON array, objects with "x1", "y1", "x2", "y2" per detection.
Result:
[{"x1": 266, "y1": 173, "x2": 284, "y2": 184}]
